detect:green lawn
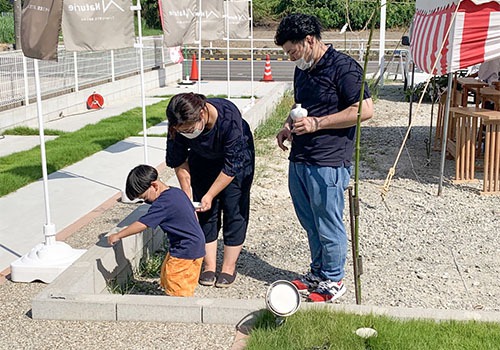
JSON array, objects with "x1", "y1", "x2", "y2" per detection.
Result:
[
  {"x1": 247, "y1": 309, "x2": 500, "y2": 350},
  {"x1": 0, "y1": 101, "x2": 167, "y2": 197}
]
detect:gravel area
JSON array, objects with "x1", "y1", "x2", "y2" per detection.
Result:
[
  {"x1": 193, "y1": 83, "x2": 500, "y2": 311},
  {"x1": 1, "y1": 82, "x2": 499, "y2": 349}
]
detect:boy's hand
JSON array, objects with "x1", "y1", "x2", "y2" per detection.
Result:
[{"x1": 107, "y1": 233, "x2": 120, "y2": 246}]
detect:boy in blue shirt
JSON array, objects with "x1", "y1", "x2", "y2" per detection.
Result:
[{"x1": 107, "y1": 164, "x2": 205, "y2": 297}]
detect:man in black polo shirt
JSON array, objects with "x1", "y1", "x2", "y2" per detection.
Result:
[{"x1": 274, "y1": 13, "x2": 374, "y2": 302}]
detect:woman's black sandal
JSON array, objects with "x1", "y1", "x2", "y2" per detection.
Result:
[
  {"x1": 215, "y1": 271, "x2": 237, "y2": 288},
  {"x1": 199, "y1": 270, "x2": 216, "y2": 286}
]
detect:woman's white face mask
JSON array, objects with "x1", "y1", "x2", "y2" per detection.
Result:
[
  {"x1": 180, "y1": 119, "x2": 205, "y2": 139},
  {"x1": 180, "y1": 128, "x2": 202, "y2": 139}
]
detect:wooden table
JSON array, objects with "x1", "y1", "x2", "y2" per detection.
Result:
[
  {"x1": 449, "y1": 107, "x2": 500, "y2": 194},
  {"x1": 479, "y1": 86, "x2": 500, "y2": 110},
  {"x1": 455, "y1": 77, "x2": 489, "y2": 107},
  {"x1": 481, "y1": 112, "x2": 500, "y2": 194},
  {"x1": 449, "y1": 107, "x2": 482, "y2": 182}
]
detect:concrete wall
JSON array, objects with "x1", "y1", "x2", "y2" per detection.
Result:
[
  {"x1": 0, "y1": 64, "x2": 182, "y2": 133},
  {"x1": 243, "y1": 83, "x2": 291, "y2": 131},
  {"x1": 31, "y1": 202, "x2": 266, "y2": 324}
]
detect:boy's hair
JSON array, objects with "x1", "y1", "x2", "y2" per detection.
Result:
[
  {"x1": 125, "y1": 164, "x2": 158, "y2": 200},
  {"x1": 274, "y1": 13, "x2": 322, "y2": 46}
]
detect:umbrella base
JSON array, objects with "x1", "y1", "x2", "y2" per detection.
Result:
[{"x1": 10, "y1": 242, "x2": 86, "y2": 283}]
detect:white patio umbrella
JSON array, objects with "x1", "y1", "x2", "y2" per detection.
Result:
[{"x1": 11, "y1": 0, "x2": 142, "y2": 282}]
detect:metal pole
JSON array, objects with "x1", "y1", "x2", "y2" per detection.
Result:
[
  {"x1": 226, "y1": 0, "x2": 231, "y2": 99},
  {"x1": 197, "y1": 0, "x2": 202, "y2": 93},
  {"x1": 73, "y1": 52, "x2": 79, "y2": 92},
  {"x1": 111, "y1": 49, "x2": 115, "y2": 82},
  {"x1": 250, "y1": 0, "x2": 254, "y2": 104},
  {"x1": 23, "y1": 56, "x2": 29, "y2": 106},
  {"x1": 132, "y1": 1, "x2": 149, "y2": 164},
  {"x1": 34, "y1": 59, "x2": 57, "y2": 245},
  {"x1": 379, "y1": 0, "x2": 386, "y2": 86},
  {"x1": 437, "y1": 73, "x2": 454, "y2": 196},
  {"x1": 408, "y1": 62, "x2": 415, "y2": 139}
]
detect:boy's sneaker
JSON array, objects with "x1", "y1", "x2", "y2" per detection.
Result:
[
  {"x1": 307, "y1": 280, "x2": 346, "y2": 303},
  {"x1": 291, "y1": 271, "x2": 323, "y2": 295}
]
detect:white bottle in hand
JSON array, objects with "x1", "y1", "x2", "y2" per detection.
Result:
[{"x1": 290, "y1": 104, "x2": 308, "y2": 120}]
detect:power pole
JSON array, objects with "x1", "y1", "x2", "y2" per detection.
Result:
[{"x1": 13, "y1": 0, "x2": 22, "y2": 50}]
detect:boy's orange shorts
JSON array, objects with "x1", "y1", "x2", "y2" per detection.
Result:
[{"x1": 160, "y1": 253, "x2": 203, "y2": 297}]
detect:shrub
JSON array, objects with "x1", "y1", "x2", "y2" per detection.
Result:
[{"x1": 0, "y1": 13, "x2": 14, "y2": 44}]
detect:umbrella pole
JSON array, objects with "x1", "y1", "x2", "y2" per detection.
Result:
[
  {"x1": 437, "y1": 73, "x2": 453, "y2": 196},
  {"x1": 10, "y1": 60, "x2": 86, "y2": 284},
  {"x1": 132, "y1": 1, "x2": 148, "y2": 164},
  {"x1": 34, "y1": 59, "x2": 56, "y2": 245}
]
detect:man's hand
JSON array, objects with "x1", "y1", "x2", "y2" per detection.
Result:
[
  {"x1": 276, "y1": 127, "x2": 292, "y2": 151},
  {"x1": 292, "y1": 117, "x2": 320, "y2": 135}
]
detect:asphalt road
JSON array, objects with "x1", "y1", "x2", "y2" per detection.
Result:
[{"x1": 184, "y1": 59, "x2": 391, "y2": 81}]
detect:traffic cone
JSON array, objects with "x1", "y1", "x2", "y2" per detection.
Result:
[
  {"x1": 190, "y1": 53, "x2": 199, "y2": 81},
  {"x1": 261, "y1": 54, "x2": 274, "y2": 82}
]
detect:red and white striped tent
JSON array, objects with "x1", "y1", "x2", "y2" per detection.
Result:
[{"x1": 410, "y1": 0, "x2": 500, "y2": 75}]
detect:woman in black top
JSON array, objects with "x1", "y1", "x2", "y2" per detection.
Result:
[{"x1": 166, "y1": 93, "x2": 254, "y2": 288}]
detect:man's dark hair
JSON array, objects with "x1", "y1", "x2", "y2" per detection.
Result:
[
  {"x1": 125, "y1": 164, "x2": 158, "y2": 200},
  {"x1": 274, "y1": 13, "x2": 322, "y2": 46}
]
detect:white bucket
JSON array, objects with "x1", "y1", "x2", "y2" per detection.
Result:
[{"x1": 265, "y1": 280, "x2": 301, "y2": 317}]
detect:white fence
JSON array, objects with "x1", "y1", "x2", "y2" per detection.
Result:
[{"x1": 0, "y1": 36, "x2": 169, "y2": 110}]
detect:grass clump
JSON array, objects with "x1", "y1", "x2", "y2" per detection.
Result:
[
  {"x1": 1, "y1": 126, "x2": 66, "y2": 136},
  {"x1": 107, "y1": 248, "x2": 166, "y2": 295},
  {"x1": 254, "y1": 91, "x2": 294, "y2": 141},
  {"x1": 247, "y1": 309, "x2": 500, "y2": 350},
  {"x1": 253, "y1": 91, "x2": 294, "y2": 158}
]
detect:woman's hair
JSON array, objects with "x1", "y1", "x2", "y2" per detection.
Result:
[
  {"x1": 125, "y1": 164, "x2": 158, "y2": 200},
  {"x1": 274, "y1": 13, "x2": 322, "y2": 46},
  {"x1": 166, "y1": 92, "x2": 207, "y2": 138}
]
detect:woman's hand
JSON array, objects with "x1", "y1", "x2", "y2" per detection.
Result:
[
  {"x1": 198, "y1": 193, "x2": 214, "y2": 212},
  {"x1": 276, "y1": 126, "x2": 292, "y2": 151}
]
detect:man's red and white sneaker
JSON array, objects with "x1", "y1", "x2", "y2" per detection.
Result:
[
  {"x1": 307, "y1": 280, "x2": 346, "y2": 302},
  {"x1": 291, "y1": 271, "x2": 323, "y2": 295}
]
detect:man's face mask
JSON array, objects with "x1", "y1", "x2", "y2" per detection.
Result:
[{"x1": 294, "y1": 41, "x2": 314, "y2": 71}]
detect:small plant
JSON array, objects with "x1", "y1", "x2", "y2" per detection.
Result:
[
  {"x1": 137, "y1": 250, "x2": 165, "y2": 278},
  {"x1": 107, "y1": 275, "x2": 138, "y2": 295}
]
